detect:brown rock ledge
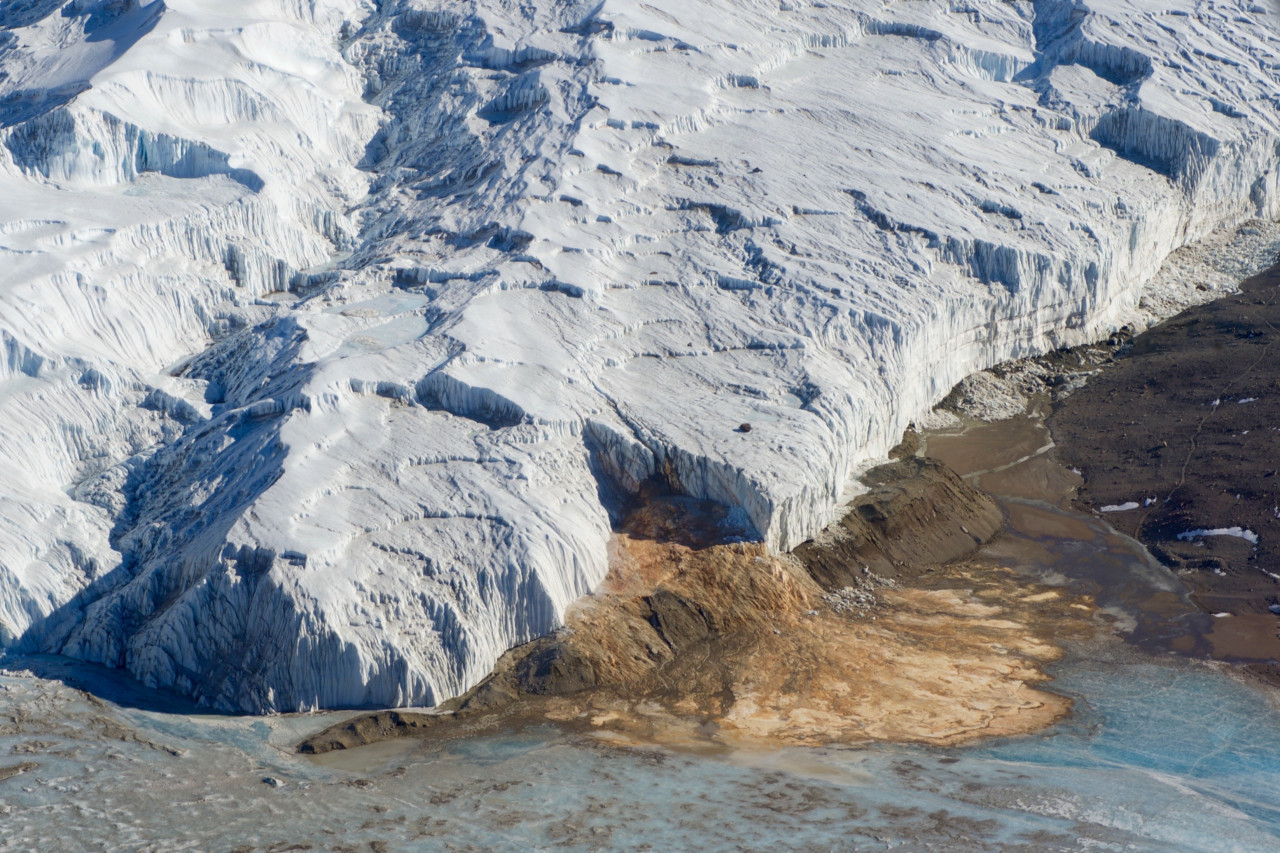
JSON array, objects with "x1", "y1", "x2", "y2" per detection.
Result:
[{"x1": 299, "y1": 457, "x2": 1089, "y2": 755}]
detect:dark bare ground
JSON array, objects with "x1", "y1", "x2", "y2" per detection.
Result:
[{"x1": 1049, "y1": 263, "x2": 1280, "y2": 671}]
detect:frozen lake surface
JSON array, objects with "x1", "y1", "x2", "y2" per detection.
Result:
[{"x1": 0, "y1": 647, "x2": 1277, "y2": 852}]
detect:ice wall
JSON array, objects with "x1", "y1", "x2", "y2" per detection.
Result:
[{"x1": 4, "y1": 0, "x2": 1280, "y2": 710}]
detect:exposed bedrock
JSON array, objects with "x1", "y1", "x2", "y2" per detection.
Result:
[
  {"x1": 4, "y1": 0, "x2": 1280, "y2": 710},
  {"x1": 793, "y1": 457, "x2": 1003, "y2": 591}
]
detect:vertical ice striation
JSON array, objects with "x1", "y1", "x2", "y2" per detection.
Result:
[{"x1": 3, "y1": 0, "x2": 1280, "y2": 710}]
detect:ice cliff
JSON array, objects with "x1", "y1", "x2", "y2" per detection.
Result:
[{"x1": 2, "y1": 0, "x2": 1280, "y2": 711}]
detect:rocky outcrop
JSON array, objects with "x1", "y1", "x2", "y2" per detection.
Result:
[{"x1": 794, "y1": 457, "x2": 1002, "y2": 590}]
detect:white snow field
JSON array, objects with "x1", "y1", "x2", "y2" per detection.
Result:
[{"x1": 3, "y1": 0, "x2": 1280, "y2": 711}]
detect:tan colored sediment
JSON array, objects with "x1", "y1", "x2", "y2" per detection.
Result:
[{"x1": 526, "y1": 532, "x2": 1090, "y2": 750}]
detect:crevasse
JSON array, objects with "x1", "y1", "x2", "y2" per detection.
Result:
[{"x1": 2, "y1": 0, "x2": 1280, "y2": 711}]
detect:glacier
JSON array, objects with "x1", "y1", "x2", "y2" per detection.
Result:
[{"x1": 3, "y1": 0, "x2": 1280, "y2": 711}]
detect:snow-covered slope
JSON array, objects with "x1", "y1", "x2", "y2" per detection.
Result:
[{"x1": 3, "y1": 0, "x2": 1280, "y2": 711}]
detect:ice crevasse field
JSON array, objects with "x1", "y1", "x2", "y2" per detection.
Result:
[
  {"x1": 3, "y1": 0, "x2": 1280, "y2": 849},
  {"x1": 7, "y1": 0, "x2": 1280, "y2": 712}
]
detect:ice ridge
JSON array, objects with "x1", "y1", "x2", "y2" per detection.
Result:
[{"x1": 3, "y1": 0, "x2": 1280, "y2": 710}]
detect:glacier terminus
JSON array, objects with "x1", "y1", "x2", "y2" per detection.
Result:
[{"x1": 3, "y1": 0, "x2": 1280, "y2": 712}]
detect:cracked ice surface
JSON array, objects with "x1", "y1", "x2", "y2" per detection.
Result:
[{"x1": 5, "y1": 0, "x2": 1280, "y2": 710}]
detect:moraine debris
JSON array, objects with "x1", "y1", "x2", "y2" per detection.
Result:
[{"x1": 823, "y1": 568, "x2": 899, "y2": 618}]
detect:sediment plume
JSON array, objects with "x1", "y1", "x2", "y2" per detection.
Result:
[{"x1": 299, "y1": 457, "x2": 1090, "y2": 753}]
